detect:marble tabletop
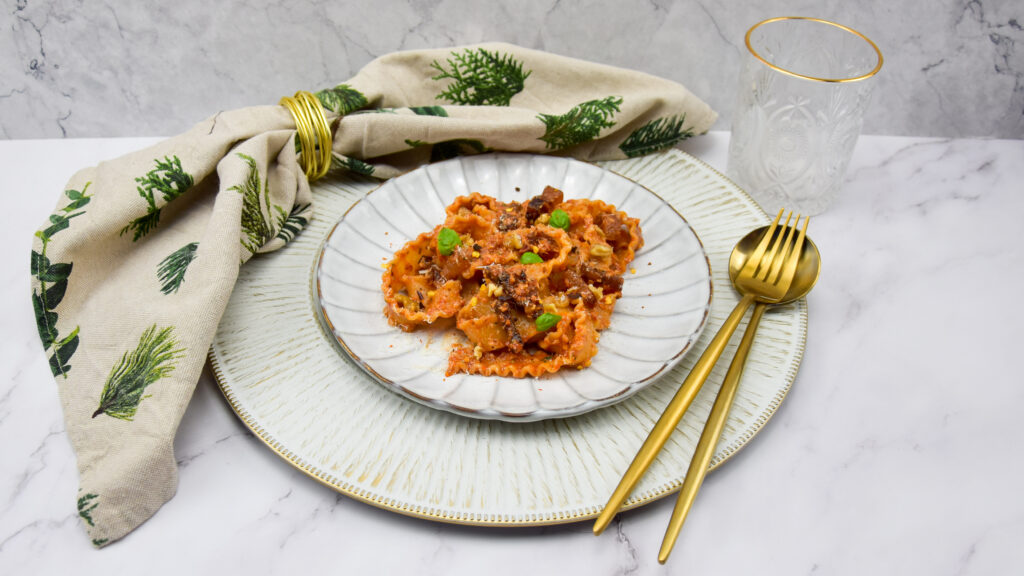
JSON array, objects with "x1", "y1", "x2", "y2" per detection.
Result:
[{"x1": 2, "y1": 132, "x2": 1022, "y2": 575}]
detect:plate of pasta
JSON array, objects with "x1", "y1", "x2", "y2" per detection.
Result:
[
  {"x1": 212, "y1": 148, "x2": 807, "y2": 525},
  {"x1": 314, "y1": 153, "x2": 712, "y2": 421}
]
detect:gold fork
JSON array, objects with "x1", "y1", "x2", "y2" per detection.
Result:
[
  {"x1": 657, "y1": 213, "x2": 811, "y2": 563},
  {"x1": 593, "y1": 210, "x2": 808, "y2": 537}
]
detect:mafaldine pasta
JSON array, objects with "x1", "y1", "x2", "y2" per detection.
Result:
[{"x1": 382, "y1": 186, "x2": 643, "y2": 377}]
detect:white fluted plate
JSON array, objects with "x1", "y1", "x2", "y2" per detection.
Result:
[
  {"x1": 210, "y1": 149, "x2": 807, "y2": 526},
  {"x1": 315, "y1": 153, "x2": 712, "y2": 422}
]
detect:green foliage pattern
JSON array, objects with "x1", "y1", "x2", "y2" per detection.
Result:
[
  {"x1": 331, "y1": 155, "x2": 376, "y2": 176},
  {"x1": 618, "y1": 115, "x2": 695, "y2": 157},
  {"x1": 93, "y1": 325, "x2": 185, "y2": 421},
  {"x1": 78, "y1": 493, "x2": 99, "y2": 527},
  {"x1": 32, "y1": 183, "x2": 92, "y2": 377},
  {"x1": 120, "y1": 156, "x2": 193, "y2": 241},
  {"x1": 157, "y1": 242, "x2": 199, "y2": 295},
  {"x1": 431, "y1": 48, "x2": 531, "y2": 106},
  {"x1": 315, "y1": 84, "x2": 368, "y2": 115},
  {"x1": 538, "y1": 96, "x2": 623, "y2": 150},
  {"x1": 275, "y1": 204, "x2": 311, "y2": 244},
  {"x1": 231, "y1": 154, "x2": 286, "y2": 255},
  {"x1": 409, "y1": 106, "x2": 448, "y2": 117}
]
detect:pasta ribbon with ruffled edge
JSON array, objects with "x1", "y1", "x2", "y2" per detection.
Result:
[{"x1": 381, "y1": 186, "x2": 642, "y2": 377}]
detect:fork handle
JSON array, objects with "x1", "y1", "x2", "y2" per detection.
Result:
[
  {"x1": 657, "y1": 302, "x2": 767, "y2": 563},
  {"x1": 592, "y1": 293, "x2": 756, "y2": 535}
]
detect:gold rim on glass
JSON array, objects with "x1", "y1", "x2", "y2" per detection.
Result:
[{"x1": 745, "y1": 16, "x2": 883, "y2": 83}]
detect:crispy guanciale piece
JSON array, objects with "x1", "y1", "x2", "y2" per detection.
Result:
[{"x1": 381, "y1": 186, "x2": 642, "y2": 377}]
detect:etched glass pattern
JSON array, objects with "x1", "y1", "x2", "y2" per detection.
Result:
[{"x1": 728, "y1": 19, "x2": 881, "y2": 215}]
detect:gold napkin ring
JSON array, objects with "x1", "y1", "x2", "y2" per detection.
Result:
[{"x1": 279, "y1": 91, "x2": 333, "y2": 181}]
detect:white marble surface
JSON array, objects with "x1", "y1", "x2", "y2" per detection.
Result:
[
  {"x1": 2, "y1": 132, "x2": 1024, "y2": 574},
  {"x1": 2, "y1": 0, "x2": 1022, "y2": 140}
]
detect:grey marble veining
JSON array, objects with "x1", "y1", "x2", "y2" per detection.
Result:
[{"x1": 1, "y1": 0, "x2": 1021, "y2": 139}]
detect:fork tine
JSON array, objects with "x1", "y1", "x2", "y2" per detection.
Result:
[
  {"x1": 765, "y1": 213, "x2": 800, "y2": 283},
  {"x1": 758, "y1": 211, "x2": 794, "y2": 281},
  {"x1": 740, "y1": 208, "x2": 784, "y2": 278},
  {"x1": 776, "y1": 215, "x2": 809, "y2": 290}
]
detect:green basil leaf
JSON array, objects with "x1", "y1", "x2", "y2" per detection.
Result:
[
  {"x1": 549, "y1": 209, "x2": 570, "y2": 230},
  {"x1": 520, "y1": 252, "x2": 543, "y2": 264},
  {"x1": 437, "y1": 227, "x2": 461, "y2": 256},
  {"x1": 535, "y1": 313, "x2": 561, "y2": 332}
]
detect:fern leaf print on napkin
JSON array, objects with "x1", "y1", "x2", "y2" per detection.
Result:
[
  {"x1": 315, "y1": 84, "x2": 368, "y2": 115},
  {"x1": 431, "y1": 48, "x2": 531, "y2": 106},
  {"x1": 330, "y1": 155, "x2": 375, "y2": 176},
  {"x1": 156, "y1": 242, "x2": 198, "y2": 295},
  {"x1": 231, "y1": 154, "x2": 283, "y2": 255},
  {"x1": 538, "y1": 96, "x2": 623, "y2": 150},
  {"x1": 120, "y1": 156, "x2": 193, "y2": 241},
  {"x1": 77, "y1": 493, "x2": 99, "y2": 527},
  {"x1": 32, "y1": 184, "x2": 92, "y2": 378},
  {"x1": 274, "y1": 204, "x2": 311, "y2": 244},
  {"x1": 93, "y1": 325, "x2": 184, "y2": 421},
  {"x1": 409, "y1": 105, "x2": 448, "y2": 117},
  {"x1": 619, "y1": 115, "x2": 695, "y2": 157},
  {"x1": 77, "y1": 492, "x2": 108, "y2": 547}
]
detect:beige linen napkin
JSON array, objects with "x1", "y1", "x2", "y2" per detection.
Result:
[{"x1": 30, "y1": 42, "x2": 716, "y2": 547}]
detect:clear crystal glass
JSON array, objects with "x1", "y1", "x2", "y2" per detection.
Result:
[{"x1": 727, "y1": 17, "x2": 882, "y2": 215}]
